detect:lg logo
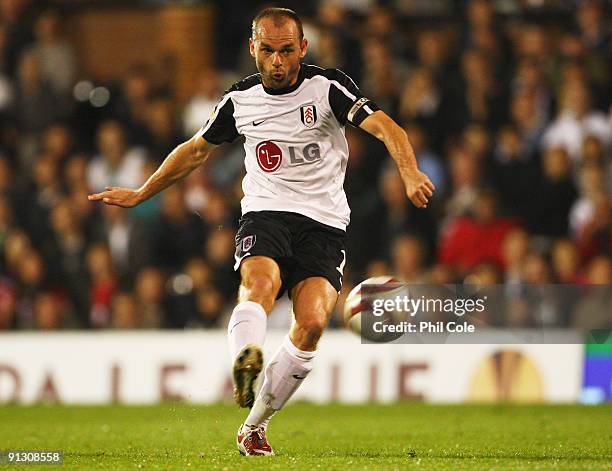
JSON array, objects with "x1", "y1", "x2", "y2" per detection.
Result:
[
  {"x1": 256, "y1": 141, "x2": 321, "y2": 172},
  {"x1": 256, "y1": 141, "x2": 282, "y2": 172}
]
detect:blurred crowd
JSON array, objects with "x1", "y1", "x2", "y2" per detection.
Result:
[{"x1": 0, "y1": 0, "x2": 610, "y2": 331}]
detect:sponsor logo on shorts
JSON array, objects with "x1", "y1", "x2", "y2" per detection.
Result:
[{"x1": 242, "y1": 235, "x2": 256, "y2": 252}]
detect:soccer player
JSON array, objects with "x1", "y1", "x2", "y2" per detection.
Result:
[{"x1": 88, "y1": 7, "x2": 434, "y2": 456}]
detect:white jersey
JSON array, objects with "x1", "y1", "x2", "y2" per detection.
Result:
[{"x1": 200, "y1": 64, "x2": 378, "y2": 231}]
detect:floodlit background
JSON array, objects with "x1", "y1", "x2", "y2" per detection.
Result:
[{"x1": 0, "y1": 0, "x2": 610, "y2": 405}]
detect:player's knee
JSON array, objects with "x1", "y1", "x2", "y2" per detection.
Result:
[
  {"x1": 240, "y1": 273, "x2": 278, "y2": 311},
  {"x1": 248, "y1": 274, "x2": 277, "y2": 297},
  {"x1": 299, "y1": 315, "x2": 328, "y2": 341}
]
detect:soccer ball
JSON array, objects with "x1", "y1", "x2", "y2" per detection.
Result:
[{"x1": 343, "y1": 276, "x2": 405, "y2": 342}]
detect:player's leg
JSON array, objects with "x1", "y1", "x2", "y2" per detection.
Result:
[
  {"x1": 288, "y1": 276, "x2": 338, "y2": 350},
  {"x1": 243, "y1": 277, "x2": 337, "y2": 428},
  {"x1": 237, "y1": 212, "x2": 343, "y2": 456},
  {"x1": 229, "y1": 255, "x2": 281, "y2": 408},
  {"x1": 230, "y1": 211, "x2": 290, "y2": 409},
  {"x1": 229, "y1": 255, "x2": 280, "y2": 359}
]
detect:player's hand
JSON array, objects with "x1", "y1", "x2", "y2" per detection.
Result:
[
  {"x1": 405, "y1": 170, "x2": 435, "y2": 209},
  {"x1": 87, "y1": 186, "x2": 143, "y2": 208}
]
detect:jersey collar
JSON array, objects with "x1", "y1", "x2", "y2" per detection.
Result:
[{"x1": 261, "y1": 64, "x2": 306, "y2": 95}]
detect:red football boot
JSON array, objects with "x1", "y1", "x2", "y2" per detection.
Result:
[{"x1": 236, "y1": 423, "x2": 274, "y2": 456}]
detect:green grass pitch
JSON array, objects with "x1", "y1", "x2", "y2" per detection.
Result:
[{"x1": 1, "y1": 403, "x2": 611, "y2": 470}]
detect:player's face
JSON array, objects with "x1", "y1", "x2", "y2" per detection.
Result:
[{"x1": 250, "y1": 18, "x2": 308, "y2": 89}]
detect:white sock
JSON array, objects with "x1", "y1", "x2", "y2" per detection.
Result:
[
  {"x1": 227, "y1": 301, "x2": 267, "y2": 360},
  {"x1": 245, "y1": 335, "x2": 315, "y2": 428}
]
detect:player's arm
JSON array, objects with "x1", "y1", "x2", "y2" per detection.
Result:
[
  {"x1": 88, "y1": 134, "x2": 215, "y2": 207},
  {"x1": 327, "y1": 70, "x2": 434, "y2": 208},
  {"x1": 359, "y1": 111, "x2": 435, "y2": 208}
]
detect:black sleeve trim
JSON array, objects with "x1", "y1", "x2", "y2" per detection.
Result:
[
  {"x1": 328, "y1": 82, "x2": 354, "y2": 125},
  {"x1": 201, "y1": 96, "x2": 239, "y2": 145},
  {"x1": 322, "y1": 67, "x2": 379, "y2": 126}
]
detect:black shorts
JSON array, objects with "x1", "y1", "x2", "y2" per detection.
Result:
[{"x1": 234, "y1": 210, "x2": 347, "y2": 298}]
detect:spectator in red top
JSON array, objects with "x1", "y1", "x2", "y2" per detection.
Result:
[
  {"x1": 0, "y1": 279, "x2": 17, "y2": 330},
  {"x1": 438, "y1": 188, "x2": 518, "y2": 275},
  {"x1": 86, "y1": 243, "x2": 117, "y2": 328}
]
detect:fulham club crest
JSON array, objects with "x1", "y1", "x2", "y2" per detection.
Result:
[
  {"x1": 242, "y1": 235, "x2": 256, "y2": 252},
  {"x1": 300, "y1": 105, "x2": 317, "y2": 128}
]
